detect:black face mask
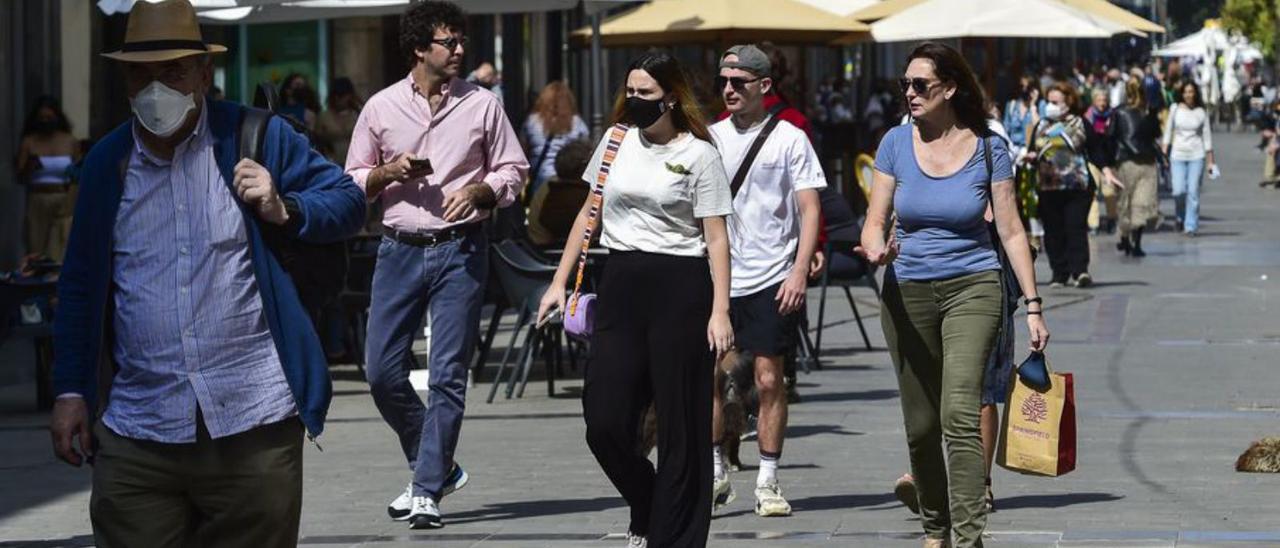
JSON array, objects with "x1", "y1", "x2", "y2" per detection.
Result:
[
  {"x1": 625, "y1": 96, "x2": 669, "y2": 128},
  {"x1": 32, "y1": 120, "x2": 60, "y2": 135}
]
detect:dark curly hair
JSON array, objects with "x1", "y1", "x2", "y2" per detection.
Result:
[
  {"x1": 22, "y1": 95, "x2": 72, "y2": 137},
  {"x1": 400, "y1": 1, "x2": 467, "y2": 68},
  {"x1": 904, "y1": 42, "x2": 991, "y2": 134}
]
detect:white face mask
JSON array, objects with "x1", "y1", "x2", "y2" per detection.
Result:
[
  {"x1": 130, "y1": 81, "x2": 196, "y2": 138},
  {"x1": 1043, "y1": 102, "x2": 1065, "y2": 121}
]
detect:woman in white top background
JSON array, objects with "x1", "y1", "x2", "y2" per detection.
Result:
[
  {"x1": 537, "y1": 52, "x2": 734, "y2": 548},
  {"x1": 15, "y1": 95, "x2": 82, "y2": 262},
  {"x1": 1163, "y1": 81, "x2": 1216, "y2": 236}
]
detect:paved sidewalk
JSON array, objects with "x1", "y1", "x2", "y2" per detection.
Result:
[{"x1": 1, "y1": 131, "x2": 1278, "y2": 547}]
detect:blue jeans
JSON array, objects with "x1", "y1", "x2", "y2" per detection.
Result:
[
  {"x1": 364, "y1": 228, "x2": 488, "y2": 499},
  {"x1": 1170, "y1": 158, "x2": 1205, "y2": 233}
]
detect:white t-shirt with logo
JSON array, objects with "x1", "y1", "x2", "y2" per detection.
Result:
[
  {"x1": 711, "y1": 117, "x2": 827, "y2": 297},
  {"x1": 582, "y1": 128, "x2": 734, "y2": 257}
]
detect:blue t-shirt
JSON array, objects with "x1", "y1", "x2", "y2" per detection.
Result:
[{"x1": 874, "y1": 124, "x2": 1012, "y2": 282}]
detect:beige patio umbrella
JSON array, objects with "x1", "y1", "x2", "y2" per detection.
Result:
[
  {"x1": 866, "y1": 0, "x2": 1136, "y2": 42},
  {"x1": 1057, "y1": 0, "x2": 1164, "y2": 34},
  {"x1": 573, "y1": 0, "x2": 871, "y2": 47}
]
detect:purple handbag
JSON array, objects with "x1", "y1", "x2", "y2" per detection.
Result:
[{"x1": 564, "y1": 124, "x2": 628, "y2": 338}]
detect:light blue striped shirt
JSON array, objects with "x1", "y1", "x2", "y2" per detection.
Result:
[{"x1": 103, "y1": 106, "x2": 297, "y2": 443}]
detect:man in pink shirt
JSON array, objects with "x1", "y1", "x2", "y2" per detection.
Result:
[{"x1": 345, "y1": 0, "x2": 527, "y2": 530}]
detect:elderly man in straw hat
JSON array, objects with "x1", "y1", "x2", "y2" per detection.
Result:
[{"x1": 48, "y1": 1, "x2": 365, "y2": 546}]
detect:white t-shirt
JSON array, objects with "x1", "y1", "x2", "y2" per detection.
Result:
[
  {"x1": 1163, "y1": 105, "x2": 1213, "y2": 161},
  {"x1": 582, "y1": 128, "x2": 733, "y2": 257},
  {"x1": 710, "y1": 118, "x2": 827, "y2": 297}
]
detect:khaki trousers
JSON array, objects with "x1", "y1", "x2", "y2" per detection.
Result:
[{"x1": 25, "y1": 189, "x2": 75, "y2": 261}]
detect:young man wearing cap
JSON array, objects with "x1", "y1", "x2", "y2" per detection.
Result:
[
  {"x1": 345, "y1": 0, "x2": 528, "y2": 530},
  {"x1": 709, "y1": 45, "x2": 825, "y2": 517},
  {"x1": 48, "y1": 1, "x2": 365, "y2": 546}
]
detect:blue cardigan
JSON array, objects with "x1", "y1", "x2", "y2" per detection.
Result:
[{"x1": 52, "y1": 100, "x2": 366, "y2": 438}]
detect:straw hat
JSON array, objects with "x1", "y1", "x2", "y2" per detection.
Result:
[{"x1": 102, "y1": 0, "x2": 227, "y2": 63}]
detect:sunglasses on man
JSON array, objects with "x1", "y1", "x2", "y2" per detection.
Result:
[
  {"x1": 430, "y1": 36, "x2": 468, "y2": 51},
  {"x1": 899, "y1": 77, "x2": 942, "y2": 95},
  {"x1": 715, "y1": 75, "x2": 762, "y2": 93}
]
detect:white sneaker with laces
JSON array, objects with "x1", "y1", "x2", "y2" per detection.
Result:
[
  {"x1": 754, "y1": 481, "x2": 792, "y2": 517},
  {"x1": 407, "y1": 496, "x2": 443, "y2": 529},
  {"x1": 713, "y1": 473, "x2": 736, "y2": 510},
  {"x1": 626, "y1": 531, "x2": 648, "y2": 547},
  {"x1": 387, "y1": 481, "x2": 413, "y2": 521}
]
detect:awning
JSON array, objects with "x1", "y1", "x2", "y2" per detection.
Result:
[
  {"x1": 99, "y1": 0, "x2": 594, "y2": 22},
  {"x1": 865, "y1": 0, "x2": 1137, "y2": 42},
  {"x1": 790, "y1": 0, "x2": 879, "y2": 17},
  {"x1": 572, "y1": 0, "x2": 871, "y2": 47},
  {"x1": 848, "y1": 0, "x2": 924, "y2": 23},
  {"x1": 1057, "y1": 0, "x2": 1163, "y2": 34}
]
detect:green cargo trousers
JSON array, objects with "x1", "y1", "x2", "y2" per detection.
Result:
[
  {"x1": 89, "y1": 417, "x2": 303, "y2": 548},
  {"x1": 881, "y1": 270, "x2": 1002, "y2": 548}
]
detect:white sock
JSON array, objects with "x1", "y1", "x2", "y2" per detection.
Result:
[
  {"x1": 757, "y1": 455, "x2": 779, "y2": 487},
  {"x1": 713, "y1": 445, "x2": 725, "y2": 478}
]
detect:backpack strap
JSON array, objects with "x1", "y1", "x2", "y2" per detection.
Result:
[
  {"x1": 569, "y1": 123, "x2": 628, "y2": 315},
  {"x1": 729, "y1": 102, "x2": 788, "y2": 198},
  {"x1": 239, "y1": 106, "x2": 272, "y2": 162}
]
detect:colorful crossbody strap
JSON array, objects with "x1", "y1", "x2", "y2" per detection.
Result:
[{"x1": 569, "y1": 123, "x2": 629, "y2": 315}]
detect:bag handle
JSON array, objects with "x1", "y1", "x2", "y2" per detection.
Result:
[
  {"x1": 729, "y1": 102, "x2": 787, "y2": 198},
  {"x1": 569, "y1": 123, "x2": 629, "y2": 315}
]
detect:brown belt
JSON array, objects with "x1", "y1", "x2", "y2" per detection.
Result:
[{"x1": 28, "y1": 184, "x2": 72, "y2": 194}]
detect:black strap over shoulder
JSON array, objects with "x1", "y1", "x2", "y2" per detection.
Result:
[
  {"x1": 240, "y1": 107, "x2": 272, "y2": 162},
  {"x1": 729, "y1": 102, "x2": 788, "y2": 198}
]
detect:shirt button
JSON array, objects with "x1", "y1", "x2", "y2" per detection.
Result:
[
  {"x1": 185, "y1": 328, "x2": 194, "y2": 337},
  {"x1": 177, "y1": 204, "x2": 186, "y2": 212},
  {"x1": 179, "y1": 246, "x2": 189, "y2": 255},
  {"x1": 180, "y1": 286, "x2": 189, "y2": 295}
]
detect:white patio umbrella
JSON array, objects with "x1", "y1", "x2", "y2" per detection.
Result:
[
  {"x1": 99, "y1": 0, "x2": 588, "y2": 20},
  {"x1": 791, "y1": 0, "x2": 879, "y2": 17},
  {"x1": 869, "y1": 0, "x2": 1135, "y2": 42},
  {"x1": 1152, "y1": 26, "x2": 1231, "y2": 58}
]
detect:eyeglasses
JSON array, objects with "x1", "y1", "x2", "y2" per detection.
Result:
[
  {"x1": 430, "y1": 36, "x2": 468, "y2": 51},
  {"x1": 715, "y1": 75, "x2": 761, "y2": 92},
  {"x1": 898, "y1": 77, "x2": 941, "y2": 95}
]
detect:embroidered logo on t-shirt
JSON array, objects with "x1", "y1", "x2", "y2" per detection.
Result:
[{"x1": 664, "y1": 162, "x2": 692, "y2": 175}]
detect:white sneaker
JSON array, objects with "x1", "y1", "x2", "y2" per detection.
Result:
[
  {"x1": 387, "y1": 481, "x2": 413, "y2": 521},
  {"x1": 407, "y1": 496, "x2": 443, "y2": 529},
  {"x1": 754, "y1": 481, "x2": 792, "y2": 517},
  {"x1": 626, "y1": 531, "x2": 648, "y2": 547},
  {"x1": 713, "y1": 473, "x2": 736, "y2": 510}
]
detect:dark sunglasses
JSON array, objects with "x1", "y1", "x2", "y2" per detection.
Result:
[
  {"x1": 430, "y1": 36, "x2": 468, "y2": 51},
  {"x1": 715, "y1": 75, "x2": 761, "y2": 92},
  {"x1": 899, "y1": 77, "x2": 941, "y2": 95}
]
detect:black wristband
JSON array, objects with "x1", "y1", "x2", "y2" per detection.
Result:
[
  {"x1": 1024, "y1": 296, "x2": 1043, "y2": 306},
  {"x1": 1026, "y1": 310, "x2": 1042, "y2": 315}
]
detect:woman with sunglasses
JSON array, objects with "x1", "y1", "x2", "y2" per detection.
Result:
[
  {"x1": 537, "y1": 52, "x2": 734, "y2": 548},
  {"x1": 1027, "y1": 82, "x2": 1093, "y2": 287},
  {"x1": 858, "y1": 42, "x2": 1049, "y2": 548}
]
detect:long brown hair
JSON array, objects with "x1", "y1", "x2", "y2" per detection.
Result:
[
  {"x1": 531, "y1": 81, "x2": 579, "y2": 136},
  {"x1": 609, "y1": 52, "x2": 712, "y2": 143},
  {"x1": 904, "y1": 42, "x2": 990, "y2": 133},
  {"x1": 1047, "y1": 81, "x2": 1081, "y2": 115}
]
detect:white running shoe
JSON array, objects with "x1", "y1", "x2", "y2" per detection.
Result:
[
  {"x1": 754, "y1": 481, "x2": 792, "y2": 517},
  {"x1": 626, "y1": 531, "x2": 648, "y2": 547},
  {"x1": 407, "y1": 496, "x2": 443, "y2": 529},
  {"x1": 387, "y1": 481, "x2": 413, "y2": 521},
  {"x1": 713, "y1": 473, "x2": 737, "y2": 510}
]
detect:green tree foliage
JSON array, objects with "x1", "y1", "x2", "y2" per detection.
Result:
[{"x1": 1221, "y1": 0, "x2": 1278, "y2": 60}]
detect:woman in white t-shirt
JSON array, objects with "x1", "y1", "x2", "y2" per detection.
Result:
[
  {"x1": 1163, "y1": 81, "x2": 1216, "y2": 236},
  {"x1": 537, "y1": 52, "x2": 734, "y2": 548}
]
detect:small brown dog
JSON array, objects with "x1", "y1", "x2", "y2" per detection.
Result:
[
  {"x1": 641, "y1": 349, "x2": 755, "y2": 469},
  {"x1": 1236, "y1": 437, "x2": 1280, "y2": 473}
]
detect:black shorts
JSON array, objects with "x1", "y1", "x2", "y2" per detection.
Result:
[{"x1": 730, "y1": 281, "x2": 800, "y2": 357}]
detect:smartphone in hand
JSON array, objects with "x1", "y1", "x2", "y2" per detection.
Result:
[
  {"x1": 536, "y1": 309, "x2": 563, "y2": 329},
  {"x1": 408, "y1": 157, "x2": 433, "y2": 175}
]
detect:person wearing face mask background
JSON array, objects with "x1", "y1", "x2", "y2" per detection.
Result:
[
  {"x1": 536, "y1": 52, "x2": 734, "y2": 548},
  {"x1": 15, "y1": 95, "x2": 82, "y2": 262},
  {"x1": 1027, "y1": 82, "x2": 1093, "y2": 288},
  {"x1": 48, "y1": 1, "x2": 366, "y2": 546}
]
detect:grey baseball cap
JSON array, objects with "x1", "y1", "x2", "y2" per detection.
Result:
[{"x1": 720, "y1": 44, "x2": 771, "y2": 77}]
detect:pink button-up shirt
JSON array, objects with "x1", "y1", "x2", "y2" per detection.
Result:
[{"x1": 346, "y1": 74, "x2": 528, "y2": 232}]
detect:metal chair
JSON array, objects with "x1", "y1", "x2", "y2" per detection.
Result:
[{"x1": 485, "y1": 240, "x2": 565, "y2": 402}]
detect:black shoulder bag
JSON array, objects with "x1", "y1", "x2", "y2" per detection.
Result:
[{"x1": 729, "y1": 102, "x2": 787, "y2": 197}]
